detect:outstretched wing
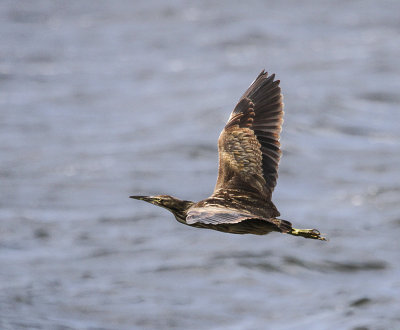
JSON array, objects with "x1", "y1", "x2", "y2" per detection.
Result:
[
  {"x1": 186, "y1": 206, "x2": 292, "y2": 234},
  {"x1": 214, "y1": 70, "x2": 284, "y2": 199},
  {"x1": 187, "y1": 206, "x2": 257, "y2": 225}
]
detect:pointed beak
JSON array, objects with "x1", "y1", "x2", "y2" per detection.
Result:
[{"x1": 129, "y1": 195, "x2": 153, "y2": 202}]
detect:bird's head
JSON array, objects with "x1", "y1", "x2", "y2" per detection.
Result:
[{"x1": 130, "y1": 195, "x2": 193, "y2": 214}]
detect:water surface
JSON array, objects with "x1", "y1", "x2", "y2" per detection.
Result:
[{"x1": 1, "y1": 1, "x2": 400, "y2": 329}]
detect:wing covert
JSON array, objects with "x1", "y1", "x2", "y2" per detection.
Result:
[
  {"x1": 186, "y1": 206, "x2": 256, "y2": 225},
  {"x1": 186, "y1": 206, "x2": 292, "y2": 234}
]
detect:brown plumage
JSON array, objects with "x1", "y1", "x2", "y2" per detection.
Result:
[{"x1": 131, "y1": 70, "x2": 326, "y2": 241}]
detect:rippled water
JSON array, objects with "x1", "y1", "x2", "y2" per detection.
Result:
[{"x1": 1, "y1": 1, "x2": 400, "y2": 329}]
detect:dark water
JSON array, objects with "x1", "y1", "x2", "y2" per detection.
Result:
[{"x1": 1, "y1": 0, "x2": 400, "y2": 329}]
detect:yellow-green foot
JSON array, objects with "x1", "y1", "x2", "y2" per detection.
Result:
[{"x1": 289, "y1": 228, "x2": 327, "y2": 241}]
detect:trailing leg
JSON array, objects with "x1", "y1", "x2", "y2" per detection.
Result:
[{"x1": 289, "y1": 228, "x2": 327, "y2": 241}]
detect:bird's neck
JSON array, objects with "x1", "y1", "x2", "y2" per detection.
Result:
[{"x1": 166, "y1": 198, "x2": 194, "y2": 224}]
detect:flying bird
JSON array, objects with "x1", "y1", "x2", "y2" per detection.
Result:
[{"x1": 131, "y1": 71, "x2": 326, "y2": 241}]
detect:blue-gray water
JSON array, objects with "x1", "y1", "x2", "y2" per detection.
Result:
[{"x1": 1, "y1": 1, "x2": 400, "y2": 329}]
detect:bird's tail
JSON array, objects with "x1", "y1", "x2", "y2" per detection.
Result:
[{"x1": 274, "y1": 218, "x2": 292, "y2": 233}]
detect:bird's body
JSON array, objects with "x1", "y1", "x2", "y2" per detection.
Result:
[{"x1": 131, "y1": 71, "x2": 326, "y2": 241}]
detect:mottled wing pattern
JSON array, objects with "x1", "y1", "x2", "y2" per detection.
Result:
[
  {"x1": 186, "y1": 206, "x2": 292, "y2": 233},
  {"x1": 186, "y1": 206, "x2": 256, "y2": 225},
  {"x1": 214, "y1": 70, "x2": 283, "y2": 199}
]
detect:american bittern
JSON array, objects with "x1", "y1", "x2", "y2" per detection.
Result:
[{"x1": 131, "y1": 71, "x2": 326, "y2": 241}]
